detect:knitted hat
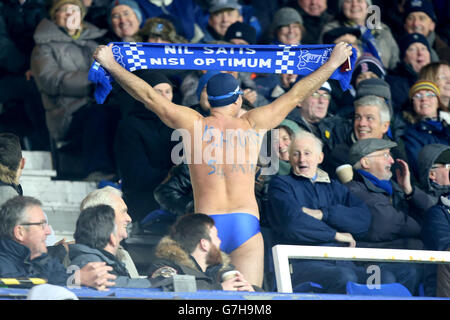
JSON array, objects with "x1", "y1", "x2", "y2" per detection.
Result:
[
  {"x1": 49, "y1": 0, "x2": 86, "y2": 21},
  {"x1": 109, "y1": 0, "x2": 143, "y2": 25},
  {"x1": 207, "y1": 73, "x2": 242, "y2": 107},
  {"x1": 209, "y1": 0, "x2": 241, "y2": 14},
  {"x1": 224, "y1": 22, "x2": 257, "y2": 45},
  {"x1": 356, "y1": 78, "x2": 393, "y2": 115},
  {"x1": 197, "y1": 71, "x2": 221, "y2": 101},
  {"x1": 409, "y1": 80, "x2": 440, "y2": 99},
  {"x1": 398, "y1": 33, "x2": 431, "y2": 60},
  {"x1": 352, "y1": 54, "x2": 386, "y2": 84},
  {"x1": 404, "y1": 0, "x2": 437, "y2": 22},
  {"x1": 322, "y1": 27, "x2": 361, "y2": 45},
  {"x1": 272, "y1": 7, "x2": 303, "y2": 30},
  {"x1": 349, "y1": 138, "x2": 397, "y2": 166}
]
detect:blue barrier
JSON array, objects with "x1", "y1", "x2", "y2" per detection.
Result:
[{"x1": 1, "y1": 287, "x2": 448, "y2": 300}]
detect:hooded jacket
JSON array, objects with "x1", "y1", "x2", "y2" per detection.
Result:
[
  {"x1": 30, "y1": 18, "x2": 106, "y2": 141},
  {"x1": 68, "y1": 243, "x2": 152, "y2": 288},
  {"x1": 147, "y1": 236, "x2": 235, "y2": 291},
  {"x1": 417, "y1": 144, "x2": 450, "y2": 201}
]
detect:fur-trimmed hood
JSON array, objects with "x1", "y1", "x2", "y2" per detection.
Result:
[{"x1": 154, "y1": 236, "x2": 232, "y2": 273}]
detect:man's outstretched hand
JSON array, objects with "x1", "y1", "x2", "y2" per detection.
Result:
[
  {"x1": 93, "y1": 43, "x2": 116, "y2": 70},
  {"x1": 327, "y1": 42, "x2": 354, "y2": 70}
]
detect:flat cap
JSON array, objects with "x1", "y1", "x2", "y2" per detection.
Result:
[{"x1": 349, "y1": 138, "x2": 397, "y2": 165}]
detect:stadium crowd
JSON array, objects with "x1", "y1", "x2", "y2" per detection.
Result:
[{"x1": 0, "y1": 0, "x2": 449, "y2": 298}]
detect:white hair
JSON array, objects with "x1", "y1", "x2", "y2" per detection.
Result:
[
  {"x1": 289, "y1": 129, "x2": 323, "y2": 155},
  {"x1": 80, "y1": 186, "x2": 123, "y2": 211}
]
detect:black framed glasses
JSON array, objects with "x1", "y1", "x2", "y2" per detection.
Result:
[{"x1": 20, "y1": 220, "x2": 48, "y2": 229}]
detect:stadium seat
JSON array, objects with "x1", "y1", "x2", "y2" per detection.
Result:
[{"x1": 346, "y1": 281, "x2": 412, "y2": 297}]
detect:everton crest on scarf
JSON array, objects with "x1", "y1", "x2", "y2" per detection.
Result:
[{"x1": 89, "y1": 42, "x2": 356, "y2": 104}]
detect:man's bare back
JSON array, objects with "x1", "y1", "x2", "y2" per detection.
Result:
[
  {"x1": 93, "y1": 42, "x2": 353, "y2": 287},
  {"x1": 188, "y1": 114, "x2": 262, "y2": 218}
]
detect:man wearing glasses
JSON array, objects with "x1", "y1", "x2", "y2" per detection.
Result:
[
  {"x1": 417, "y1": 144, "x2": 450, "y2": 203},
  {"x1": 345, "y1": 138, "x2": 436, "y2": 295},
  {"x1": 421, "y1": 146, "x2": 450, "y2": 297},
  {"x1": 0, "y1": 196, "x2": 117, "y2": 290},
  {"x1": 285, "y1": 81, "x2": 335, "y2": 139}
]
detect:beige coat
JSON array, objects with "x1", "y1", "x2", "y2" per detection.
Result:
[{"x1": 31, "y1": 18, "x2": 106, "y2": 141}]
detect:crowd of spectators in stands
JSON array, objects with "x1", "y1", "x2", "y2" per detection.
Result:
[{"x1": 0, "y1": 0, "x2": 449, "y2": 297}]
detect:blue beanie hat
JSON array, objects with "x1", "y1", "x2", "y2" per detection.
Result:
[
  {"x1": 404, "y1": 0, "x2": 437, "y2": 22},
  {"x1": 207, "y1": 73, "x2": 243, "y2": 108},
  {"x1": 109, "y1": 0, "x2": 143, "y2": 26},
  {"x1": 197, "y1": 71, "x2": 221, "y2": 101},
  {"x1": 398, "y1": 32, "x2": 431, "y2": 60}
]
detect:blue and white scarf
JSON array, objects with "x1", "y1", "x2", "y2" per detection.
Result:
[{"x1": 88, "y1": 42, "x2": 356, "y2": 104}]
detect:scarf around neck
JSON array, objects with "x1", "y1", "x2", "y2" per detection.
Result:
[{"x1": 358, "y1": 169, "x2": 393, "y2": 195}]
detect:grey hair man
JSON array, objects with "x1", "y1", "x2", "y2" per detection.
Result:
[
  {"x1": 80, "y1": 186, "x2": 138, "y2": 277},
  {"x1": 69, "y1": 204, "x2": 152, "y2": 287},
  {"x1": 0, "y1": 196, "x2": 116, "y2": 289}
]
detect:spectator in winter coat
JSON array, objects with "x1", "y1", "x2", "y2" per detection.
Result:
[
  {"x1": 148, "y1": 213, "x2": 259, "y2": 291},
  {"x1": 114, "y1": 71, "x2": 177, "y2": 223},
  {"x1": 320, "y1": 0, "x2": 400, "y2": 70},
  {"x1": 346, "y1": 138, "x2": 435, "y2": 295},
  {"x1": 287, "y1": 0, "x2": 333, "y2": 45},
  {"x1": 402, "y1": 80, "x2": 450, "y2": 180},
  {"x1": 403, "y1": 0, "x2": 449, "y2": 63},
  {"x1": 267, "y1": 130, "x2": 375, "y2": 293},
  {"x1": 69, "y1": 204, "x2": 152, "y2": 288},
  {"x1": 0, "y1": 196, "x2": 116, "y2": 289},
  {"x1": 419, "y1": 145, "x2": 450, "y2": 296},
  {"x1": 386, "y1": 33, "x2": 433, "y2": 113}
]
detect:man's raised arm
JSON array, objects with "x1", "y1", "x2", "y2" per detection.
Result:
[
  {"x1": 243, "y1": 42, "x2": 353, "y2": 130},
  {"x1": 93, "y1": 44, "x2": 202, "y2": 129}
]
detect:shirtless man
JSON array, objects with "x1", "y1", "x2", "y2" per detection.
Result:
[{"x1": 93, "y1": 42, "x2": 352, "y2": 286}]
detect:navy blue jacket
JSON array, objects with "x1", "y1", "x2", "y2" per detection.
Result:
[
  {"x1": 0, "y1": 238, "x2": 68, "y2": 286},
  {"x1": 422, "y1": 197, "x2": 450, "y2": 251},
  {"x1": 403, "y1": 119, "x2": 450, "y2": 181},
  {"x1": 267, "y1": 170, "x2": 371, "y2": 246}
]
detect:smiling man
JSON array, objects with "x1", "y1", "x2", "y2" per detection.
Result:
[
  {"x1": 0, "y1": 196, "x2": 117, "y2": 290},
  {"x1": 266, "y1": 130, "x2": 373, "y2": 294},
  {"x1": 80, "y1": 186, "x2": 138, "y2": 278},
  {"x1": 202, "y1": 0, "x2": 243, "y2": 43},
  {"x1": 403, "y1": 0, "x2": 448, "y2": 62},
  {"x1": 346, "y1": 138, "x2": 436, "y2": 295},
  {"x1": 108, "y1": 0, "x2": 143, "y2": 41}
]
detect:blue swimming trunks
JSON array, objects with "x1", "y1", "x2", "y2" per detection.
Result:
[{"x1": 209, "y1": 213, "x2": 261, "y2": 254}]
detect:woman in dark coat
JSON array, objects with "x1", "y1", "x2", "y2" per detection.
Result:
[{"x1": 114, "y1": 71, "x2": 177, "y2": 223}]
